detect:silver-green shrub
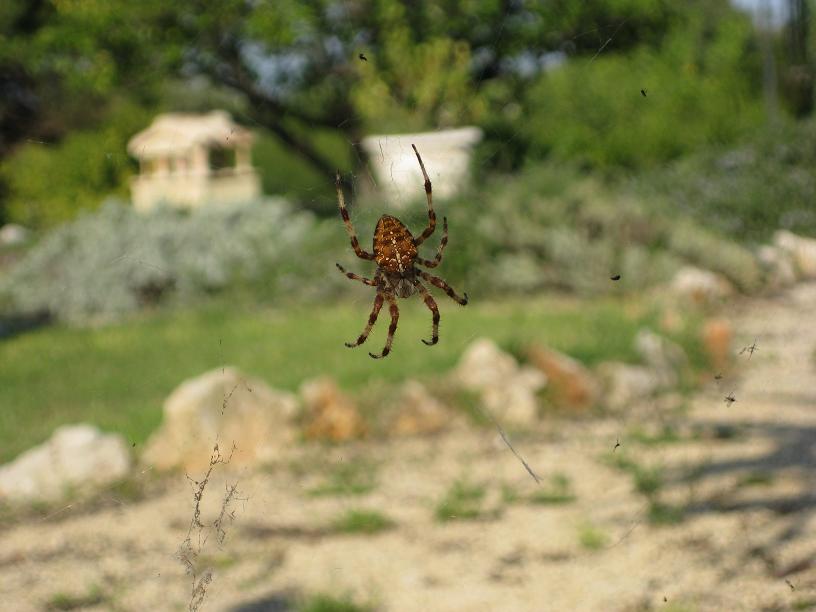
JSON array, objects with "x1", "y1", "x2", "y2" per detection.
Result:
[
  {"x1": 667, "y1": 220, "x2": 761, "y2": 292},
  {"x1": 0, "y1": 198, "x2": 341, "y2": 324}
]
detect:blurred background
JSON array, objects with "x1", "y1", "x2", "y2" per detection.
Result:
[{"x1": 2, "y1": 1, "x2": 816, "y2": 610}]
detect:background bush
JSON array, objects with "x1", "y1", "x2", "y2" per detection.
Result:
[
  {"x1": 6, "y1": 123, "x2": 814, "y2": 327},
  {"x1": 634, "y1": 119, "x2": 816, "y2": 242},
  {"x1": 521, "y1": 10, "x2": 763, "y2": 171},
  {"x1": 441, "y1": 164, "x2": 754, "y2": 297},
  {"x1": 0, "y1": 100, "x2": 153, "y2": 229},
  {"x1": 0, "y1": 199, "x2": 345, "y2": 324}
]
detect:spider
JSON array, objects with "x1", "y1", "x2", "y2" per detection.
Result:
[{"x1": 335, "y1": 144, "x2": 468, "y2": 359}]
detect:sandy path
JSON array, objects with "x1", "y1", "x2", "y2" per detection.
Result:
[{"x1": 2, "y1": 284, "x2": 816, "y2": 612}]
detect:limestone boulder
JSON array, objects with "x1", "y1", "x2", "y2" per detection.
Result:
[
  {"x1": 452, "y1": 338, "x2": 547, "y2": 426},
  {"x1": 387, "y1": 380, "x2": 452, "y2": 437},
  {"x1": 635, "y1": 329, "x2": 688, "y2": 388},
  {"x1": 757, "y1": 245, "x2": 797, "y2": 291},
  {"x1": 596, "y1": 362, "x2": 662, "y2": 410},
  {"x1": 527, "y1": 345, "x2": 599, "y2": 410},
  {"x1": 0, "y1": 424, "x2": 131, "y2": 503},
  {"x1": 773, "y1": 230, "x2": 816, "y2": 279},
  {"x1": 701, "y1": 318, "x2": 733, "y2": 372},
  {"x1": 301, "y1": 377, "x2": 366, "y2": 442},
  {"x1": 143, "y1": 367, "x2": 297, "y2": 472},
  {"x1": 670, "y1": 266, "x2": 735, "y2": 305},
  {"x1": 0, "y1": 223, "x2": 30, "y2": 247}
]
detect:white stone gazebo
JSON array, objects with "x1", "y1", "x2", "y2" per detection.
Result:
[{"x1": 127, "y1": 111, "x2": 261, "y2": 212}]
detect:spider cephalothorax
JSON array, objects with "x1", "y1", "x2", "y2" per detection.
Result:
[{"x1": 336, "y1": 144, "x2": 468, "y2": 359}]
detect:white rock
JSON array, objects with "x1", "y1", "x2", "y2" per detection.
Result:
[
  {"x1": 670, "y1": 266, "x2": 735, "y2": 305},
  {"x1": 757, "y1": 245, "x2": 797, "y2": 290},
  {"x1": 142, "y1": 367, "x2": 298, "y2": 472},
  {"x1": 597, "y1": 362, "x2": 662, "y2": 410},
  {"x1": 388, "y1": 380, "x2": 451, "y2": 437},
  {"x1": 635, "y1": 329, "x2": 688, "y2": 388},
  {"x1": 0, "y1": 424, "x2": 131, "y2": 503},
  {"x1": 0, "y1": 223, "x2": 30, "y2": 247},
  {"x1": 773, "y1": 230, "x2": 816, "y2": 279},
  {"x1": 452, "y1": 338, "x2": 547, "y2": 426}
]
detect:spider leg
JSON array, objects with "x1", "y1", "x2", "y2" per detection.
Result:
[
  {"x1": 336, "y1": 263, "x2": 378, "y2": 286},
  {"x1": 411, "y1": 145, "x2": 436, "y2": 246},
  {"x1": 369, "y1": 294, "x2": 399, "y2": 359},
  {"x1": 413, "y1": 280, "x2": 440, "y2": 346},
  {"x1": 418, "y1": 270, "x2": 468, "y2": 305},
  {"x1": 336, "y1": 171, "x2": 375, "y2": 260},
  {"x1": 417, "y1": 216, "x2": 448, "y2": 268},
  {"x1": 346, "y1": 290, "x2": 384, "y2": 348}
]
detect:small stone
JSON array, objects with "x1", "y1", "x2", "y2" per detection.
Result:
[
  {"x1": 0, "y1": 223, "x2": 30, "y2": 247},
  {"x1": 527, "y1": 346, "x2": 599, "y2": 410},
  {"x1": 773, "y1": 230, "x2": 816, "y2": 279},
  {"x1": 301, "y1": 377, "x2": 366, "y2": 441},
  {"x1": 757, "y1": 245, "x2": 797, "y2": 290},
  {"x1": 388, "y1": 381, "x2": 451, "y2": 437},
  {"x1": 701, "y1": 319, "x2": 732, "y2": 371},
  {"x1": 670, "y1": 266, "x2": 735, "y2": 305},
  {"x1": 0, "y1": 424, "x2": 131, "y2": 504},
  {"x1": 597, "y1": 362, "x2": 662, "y2": 410},
  {"x1": 635, "y1": 329, "x2": 688, "y2": 388}
]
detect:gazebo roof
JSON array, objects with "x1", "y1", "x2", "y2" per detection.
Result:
[{"x1": 127, "y1": 111, "x2": 253, "y2": 159}]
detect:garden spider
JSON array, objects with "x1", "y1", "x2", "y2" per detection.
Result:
[{"x1": 336, "y1": 144, "x2": 468, "y2": 359}]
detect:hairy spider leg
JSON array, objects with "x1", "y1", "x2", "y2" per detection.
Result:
[
  {"x1": 413, "y1": 280, "x2": 440, "y2": 345},
  {"x1": 336, "y1": 263, "x2": 378, "y2": 286},
  {"x1": 346, "y1": 291, "x2": 385, "y2": 348},
  {"x1": 369, "y1": 295, "x2": 399, "y2": 359},
  {"x1": 417, "y1": 216, "x2": 448, "y2": 268},
  {"x1": 418, "y1": 270, "x2": 468, "y2": 305},
  {"x1": 411, "y1": 144, "x2": 436, "y2": 246},
  {"x1": 336, "y1": 171, "x2": 375, "y2": 260}
]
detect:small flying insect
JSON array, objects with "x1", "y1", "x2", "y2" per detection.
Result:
[
  {"x1": 739, "y1": 339, "x2": 758, "y2": 359},
  {"x1": 610, "y1": 274, "x2": 621, "y2": 281},
  {"x1": 614, "y1": 438, "x2": 621, "y2": 452},
  {"x1": 641, "y1": 89, "x2": 647, "y2": 97},
  {"x1": 786, "y1": 579, "x2": 795, "y2": 591},
  {"x1": 714, "y1": 373, "x2": 723, "y2": 380},
  {"x1": 724, "y1": 391, "x2": 737, "y2": 406},
  {"x1": 358, "y1": 53, "x2": 368, "y2": 62}
]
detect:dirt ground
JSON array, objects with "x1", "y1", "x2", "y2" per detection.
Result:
[{"x1": 2, "y1": 284, "x2": 816, "y2": 612}]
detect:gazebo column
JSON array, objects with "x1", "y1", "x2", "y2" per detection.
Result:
[
  {"x1": 191, "y1": 145, "x2": 209, "y2": 175},
  {"x1": 155, "y1": 156, "x2": 169, "y2": 176},
  {"x1": 235, "y1": 144, "x2": 251, "y2": 171}
]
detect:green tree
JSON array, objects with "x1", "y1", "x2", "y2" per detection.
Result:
[{"x1": 0, "y1": 0, "x2": 765, "y2": 225}]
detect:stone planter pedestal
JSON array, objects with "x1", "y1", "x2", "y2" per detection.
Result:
[{"x1": 361, "y1": 127, "x2": 482, "y2": 209}]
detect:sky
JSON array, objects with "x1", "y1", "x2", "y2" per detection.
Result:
[{"x1": 731, "y1": 0, "x2": 789, "y2": 26}]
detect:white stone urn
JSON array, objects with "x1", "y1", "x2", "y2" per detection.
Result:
[{"x1": 361, "y1": 127, "x2": 482, "y2": 209}]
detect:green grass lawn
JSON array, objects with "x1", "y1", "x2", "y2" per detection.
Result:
[{"x1": 0, "y1": 294, "x2": 702, "y2": 463}]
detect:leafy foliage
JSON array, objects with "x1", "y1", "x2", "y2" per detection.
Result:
[
  {"x1": 330, "y1": 509, "x2": 395, "y2": 534},
  {"x1": 522, "y1": 7, "x2": 763, "y2": 170},
  {"x1": 1, "y1": 100, "x2": 151, "y2": 228},
  {"x1": 0, "y1": 0, "x2": 772, "y2": 226}
]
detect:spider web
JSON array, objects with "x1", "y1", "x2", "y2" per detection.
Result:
[{"x1": 0, "y1": 3, "x2": 800, "y2": 611}]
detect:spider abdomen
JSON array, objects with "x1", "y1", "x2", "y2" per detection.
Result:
[{"x1": 373, "y1": 215, "x2": 417, "y2": 274}]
